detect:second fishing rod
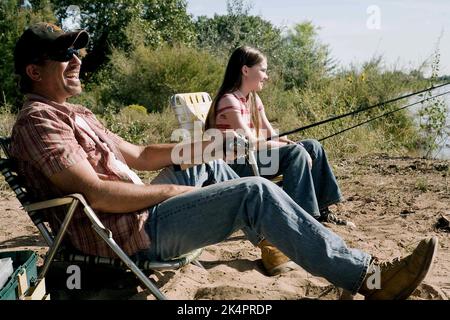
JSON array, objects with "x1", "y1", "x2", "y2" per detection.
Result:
[{"x1": 267, "y1": 81, "x2": 450, "y2": 141}]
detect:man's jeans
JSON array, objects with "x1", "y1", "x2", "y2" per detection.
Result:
[
  {"x1": 144, "y1": 160, "x2": 370, "y2": 294},
  {"x1": 229, "y1": 139, "x2": 343, "y2": 218}
]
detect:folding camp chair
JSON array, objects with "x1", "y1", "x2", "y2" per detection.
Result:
[
  {"x1": 0, "y1": 137, "x2": 203, "y2": 300},
  {"x1": 170, "y1": 92, "x2": 212, "y2": 140}
]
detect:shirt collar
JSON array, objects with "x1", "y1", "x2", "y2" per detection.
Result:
[
  {"x1": 25, "y1": 93, "x2": 91, "y2": 116},
  {"x1": 232, "y1": 90, "x2": 249, "y2": 103}
]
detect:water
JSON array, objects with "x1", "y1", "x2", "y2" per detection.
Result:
[{"x1": 408, "y1": 85, "x2": 450, "y2": 159}]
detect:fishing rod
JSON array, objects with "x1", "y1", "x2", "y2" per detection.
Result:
[
  {"x1": 199, "y1": 82, "x2": 450, "y2": 177},
  {"x1": 319, "y1": 89, "x2": 450, "y2": 142},
  {"x1": 267, "y1": 81, "x2": 450, "y2": 141}
]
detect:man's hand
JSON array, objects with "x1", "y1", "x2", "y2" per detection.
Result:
[
  {"x1": 164, "y1": 185, "x2": 198, "y2": 197},
  {"x1": 278, "y1": 136, "x2": 297, "y2": 145}
]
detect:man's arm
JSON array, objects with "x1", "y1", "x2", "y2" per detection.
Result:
[
  {"x1": 49, "y1": 158, "x2": 196, "y2": 213},
  {"x1": 118, "y1": 141, "x2": 174, "y2": 171},
  {"x1": 118, "y1": 139, "x2": 219, "y2": 171}
]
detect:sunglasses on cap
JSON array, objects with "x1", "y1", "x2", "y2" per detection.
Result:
[{"x1": 48, "y1": 47, "x2": 80, "y2": 62}]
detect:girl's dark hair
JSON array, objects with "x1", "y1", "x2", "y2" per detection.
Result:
[{"x1": 206, "y1": 46, "x2": 266, "y2": 135}]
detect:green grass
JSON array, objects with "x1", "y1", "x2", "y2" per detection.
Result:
[{"x1": 415, "y1": 178, "x2": 429, "y2": 192}]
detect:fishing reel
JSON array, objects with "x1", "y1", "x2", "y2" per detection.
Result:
[
  {"x1": 223, "y1": 133, "x2": 260, "y2": 176},
  {"x1": 223, "y1": 132, "x2": 250, "y2": 158}
]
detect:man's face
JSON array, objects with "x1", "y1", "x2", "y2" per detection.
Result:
[{"x1": 35, "y1": 53, "x2": 82, "y2": 102}]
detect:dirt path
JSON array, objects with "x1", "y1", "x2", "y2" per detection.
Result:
[{"x1": 0, "y1": 154, "x2": 449, "y2": 300}]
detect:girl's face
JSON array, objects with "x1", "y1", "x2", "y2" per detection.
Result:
[{"x1": 242, "y1": 58, "x2": 268, "y2": 92}]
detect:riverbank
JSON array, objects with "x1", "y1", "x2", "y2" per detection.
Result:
[{"x1": 0, "y1": 153, "x2": 448, "y2": 300}]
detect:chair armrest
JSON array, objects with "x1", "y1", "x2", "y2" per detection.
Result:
[
  {"x1": 24, "y1": 193, "x2": 109, "y2": 234},
  {"x1": 24, "y1": 193, "x2": 91, "y2": 212},
  {"x1": 34, "y1": 193, "x2": 112, "y2": 280},
  {"x1": 67, "y1": 194, "x2": 109, "y2": 233},
  {"x1": 23, "y1": 196, "x2": 77, "y2": 212}
]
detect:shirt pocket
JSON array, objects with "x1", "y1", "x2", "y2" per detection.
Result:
[
  {"x1": 82, "y1": 136, "x2": 97, "y2": 153},
  {"x1": 78, "y1": 134, "x2": 98, "y2": 162}
]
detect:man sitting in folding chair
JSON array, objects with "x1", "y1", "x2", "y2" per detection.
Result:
[{"x1": 8, "y1": 22, "x2": 439, "y2": 300}]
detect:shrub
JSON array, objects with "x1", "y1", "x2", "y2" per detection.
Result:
[
  {"x1": 100, "y1": 44, "x2": 225, "y2": 112},
  {"x1": 0, "y1": 109, "x2": 15, "y2": 137},
  {"x1": 100, "y1": 106, "x2": 178, "y2": 145},
  {"x1": 121, "y1": 104, "x2": 148, "y2": 116},
  {"x1": 258, "y1": 59, "x2": 423, "y2": 160}
]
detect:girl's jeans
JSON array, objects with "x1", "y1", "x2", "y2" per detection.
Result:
[{"x1": 230, "y1": 139, "x2": 343, "y2": 217}]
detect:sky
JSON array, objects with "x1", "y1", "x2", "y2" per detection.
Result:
[{"x1": 186, "y1": 0, "x2": 450, "y2": 75}]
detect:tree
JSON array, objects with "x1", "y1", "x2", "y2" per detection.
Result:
[
  {"x1": 279, "y1": 21, "x2": 334, "y2": 89},
  {"x1": 51, "y1": 0, "x2": 196, "y2": 80},
  {"x1": 0, "y1": 0, "x2": 56, "y2": 109},
  {"x1": 195, "y1": 0, "x2": 283, "y2": 60},
  {"x1": 100, "y1": 45, "x2": 224, "y2": 112}
]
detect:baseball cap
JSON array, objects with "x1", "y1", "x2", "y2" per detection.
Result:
[{"x1": 14, "y1": 22, "x2": 89, "y2": 74}]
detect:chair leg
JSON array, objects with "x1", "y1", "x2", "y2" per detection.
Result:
[
  {"x1": 91, "y1": 224, "x2": 167, "y2": 300},
  {"x1": 192, "y1": 260, "x2": 205, "y2": 270},
  {"x1": 38, "y1": 199, "x2": 79, "y2": 280},
  {"x1": 75, "y1": 199, "x2": 168, "y2": 300}
]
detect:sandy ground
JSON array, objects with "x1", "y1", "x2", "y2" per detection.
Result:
[{"x1": 0, "y1": 153, "x2": 449, "y2": 300}]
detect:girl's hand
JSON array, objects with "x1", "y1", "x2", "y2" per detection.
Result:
[
  {"x1": 278, "y1": 138, "x2": 312, "y2": 169},
  {"x1": 278, "y1": 136, "x2": 296, "y2": 145}
]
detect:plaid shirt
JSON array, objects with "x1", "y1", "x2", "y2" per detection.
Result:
[{"x1": 10, "y1": 94, "x2": 150, "y2": 257}]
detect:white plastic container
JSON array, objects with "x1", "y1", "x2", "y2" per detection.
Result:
[{"x1": 0, "y1": 257, "x2": 14, "y2": 290}]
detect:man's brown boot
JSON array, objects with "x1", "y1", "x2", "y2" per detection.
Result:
[
  {"x1": 359, "y1": 237, "x2": 438, "y2": 300},
  {"x1": 258, "y1": 239, "x2": 297, "y2": 276}
]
